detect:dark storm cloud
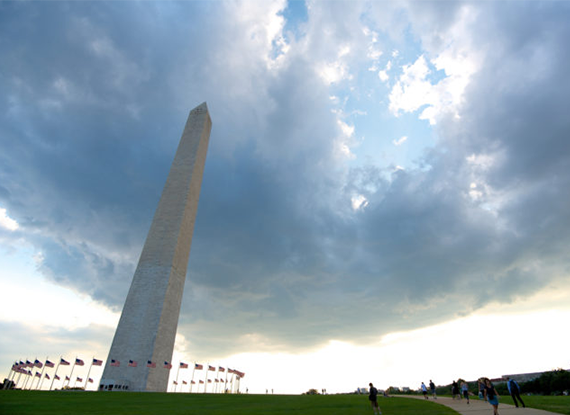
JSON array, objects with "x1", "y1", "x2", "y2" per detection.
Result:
[{"x1": 2, "y1": 1, "x2": 570, "y2": 358}]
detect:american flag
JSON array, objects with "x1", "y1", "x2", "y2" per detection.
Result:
[
  {"x1": 34, "y1": 359, "x2": 43, "y2": 368},
  {"x1": 45, "y1": 373, "x2": 50, "y2": 380},
  {"x1": 215, "y1": 379, "x2": 219, "y2": 383},
  {"x1": 60, "y1": 358, "x2": 70, "y2": 366},
  {"x1": 75, "y1": 358, "x2": 85, "y2": 366},
  {"x1": 218, "y1": 366, "x2": 225, "y2": 372},
  {"x1": 194, "y1": 363, "x2": 203, "y2": 370},
  {"x1": 25, "y1": 360, "x2": 33, "y2": 367},
  {"x1": 207, "y1": 379, "x2": 212, "y2": 383},
  {"x1": 199, "y1": 380, "x2": 204, "y2": 384},
  {"x1": 173, "y1": 381, "x2": 178, "y2": 385},
  {"x1": 110, "y1": 359, "x2": 120, "y2": 367},
  {"x1": 128, "y1": 360, "x2": 138, "y2": 367},
  {"x1": 147, "y1": 361, "x2": 156, "y2": 368},
  {"x1": 179, "y1": 362, "x2": 188, "y2": 369},
  {"x1": 191, "y1": 380, "x2": 196, "y2": 384},
  {"x1": 208, "y1": 365, "x2": 216, "y2": 372},
  {"x1": 88, "y1": 378, "x2": 94, "y2": 383},
  {"x1": 182, "y1": 380, "x2": 187, "y2": 385},
  {"x1": 35, "y1": 372, "x2": 41, "y2": 378},
  {"x1": 92, "y1": 358, "x2": 103, "y2": 366},
  {"x1": 55, "y1": 374, "x2": 61, "y2": 380},
  {"x1": 76, "y1": 377, "x2": 83, "y2": 382},
  {"x1": 65, "y1": 376, "x2": 70, "y2": 381},
  {"x1": 45, "y1": 360, "x2": 55, "y2": 368},
  {"x1": 235, "y1": 370, "x2": 245, "y2": 378},
  {"x1": 164, "y1": 361, "x2": 172, "y2": 369}
]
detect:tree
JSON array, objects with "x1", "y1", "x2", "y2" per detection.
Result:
[{"x1": 521, "y1": 369, "x2": 570, "y2": 395}]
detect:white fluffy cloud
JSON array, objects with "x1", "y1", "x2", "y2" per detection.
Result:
[{"x1": 0, "y1": 208, "x2": 19, "y2": 231}]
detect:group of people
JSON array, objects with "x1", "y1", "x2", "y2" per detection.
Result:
[
  {"x1": 450, "y1": 379, "x2": 470, "y2": 403},
  {"x1": 368, "y1": 376, "x2": 526, "y2": 415},
  {"x1": 422, "y1": 377, "x2": 525, "y2": 415},
  {"x1": 479, "y1": 376, "x2": 525, "y2": 415},
  {"x1": 420, "y1": 380, "x2": 437, "y2": 399}
]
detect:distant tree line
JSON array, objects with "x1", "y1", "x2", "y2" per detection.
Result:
[{"x1": 518, "y1": 369, "x2": 570, "y2": 396}]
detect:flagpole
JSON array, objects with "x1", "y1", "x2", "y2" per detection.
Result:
[
  {"x1": 36, "y1": 357, "x2": 47, "y2": 390},
  {"x1": 22, "y1": 370, "x2": 31, "y2": 390},
  {"x1": 175, "y1": 365, "x2": 181, "y2": 393},
  {"x1": 27, "y1": 370, "x2": 35, "y2": 389},
  {"x1": 84, "y1": 357, "x2": 94, "y2": 390},
  {"x1": 224, "y1": 367, "x2": 230, "y2": 393},
  {"x1": 190, "y1": 363, "x2": 196, "y2": 393},
  {"x1": 49, "y1": 357, "x2": 61, "y2": 391},
  {"x1": 28, "y1": 359, "x2": 36, "y2": 390},
  {"x1": 28, "y1": 360, "x2": 38, "y2": 390},
  {"x1": 66, "y1": 358, "x2": 77, "y2": 389},
  {"x1": 204, "y1": 363, "x2": 206, "y2": 393},
  {"x1": 7, "y1": 365, "x2": 14, "y2": 383},
  {"x1": 30, "y1": 371, "x2": 40, "y2": 390},
  {"x1": 215, "y1": 368, "x2": 220, "y2": 393},
  {"x1": 15, "y1": 367, "x2": 23, "y2": 387}
]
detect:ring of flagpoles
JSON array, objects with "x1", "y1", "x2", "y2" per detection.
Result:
[{"x1": 6, "y1": 357, "x2": 245, "y2": 393}]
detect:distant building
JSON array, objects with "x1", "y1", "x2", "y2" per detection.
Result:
[
  {"x1": 501, "y1": 370, "x2": 569, "y2": 383},
  {"x1": 480, "y1": 369, "x2": 570, "y2": 384}
]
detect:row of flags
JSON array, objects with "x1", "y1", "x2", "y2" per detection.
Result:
[
  {"x1": 14, "y1": 371, "x2": 94, "y2": 383},
  {"x1": 106, "y1": 360, "x2": 245, "y2": 378},
  {"x1": 12, "y1": 358, "x2": 102, "y2": 372},
  {"x1": 12, "y1": 358, "x2": 244, "y2": 377},
  {"x1": 9, "y1": 357, "x2": 104, "y2": 391},
  {"x1": 173, "y1": 378, "x2": 233, "y2": 385},
  {"x1": 9, "y1": 357, "x2": 245, "y2": 392}
]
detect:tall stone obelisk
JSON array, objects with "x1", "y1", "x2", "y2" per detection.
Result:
[{"x1": 100, "y1": 102, "x2": 212, "y2": 392}]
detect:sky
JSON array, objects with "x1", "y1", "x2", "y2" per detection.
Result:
[{"x1": 1, "y1": 0, "x2": 570, "y2": 395}]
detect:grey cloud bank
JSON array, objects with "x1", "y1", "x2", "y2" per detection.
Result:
[{"x1": 1, "y1": 1, "x2": 569, "y2": 359}]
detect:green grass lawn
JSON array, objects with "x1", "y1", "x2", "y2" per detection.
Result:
[
  {"x1": 0, "y1": 391, "x2": 459, "y2": 415},
  {"x1": 500, "y1": 394, "x2": 570, "y2": 415}
]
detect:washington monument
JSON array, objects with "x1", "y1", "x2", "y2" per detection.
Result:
[{"x1": 100, "y1": 103, "x2": 212, "y2": 392}]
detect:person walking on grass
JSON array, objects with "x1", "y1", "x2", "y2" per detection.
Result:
[
  {"x1": 483, "y1": 378, "x2": 500, "y2": 415},
  {"x1": 369, "y1": 383, "x2": 382, "y2": 415},
  {"x1": 506, "y1": 377, "x2": 525, "y2": 408},
  {"x1": 421, "y1": 382, "x2": 429, "y2": 399},
  {"x1": 429, "y1": 379, "x2": 437, "y2": 399},
  {"x1": 461, "y1": 380, "x2": 470, "y2": 404}
]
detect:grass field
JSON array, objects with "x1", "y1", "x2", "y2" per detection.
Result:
[
  {"x1": 0, "y1": 391, "x2": 459, "y2": 415},
  {"x1": 500, "y1": 394, "x2": 570, "y2": 415}
]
